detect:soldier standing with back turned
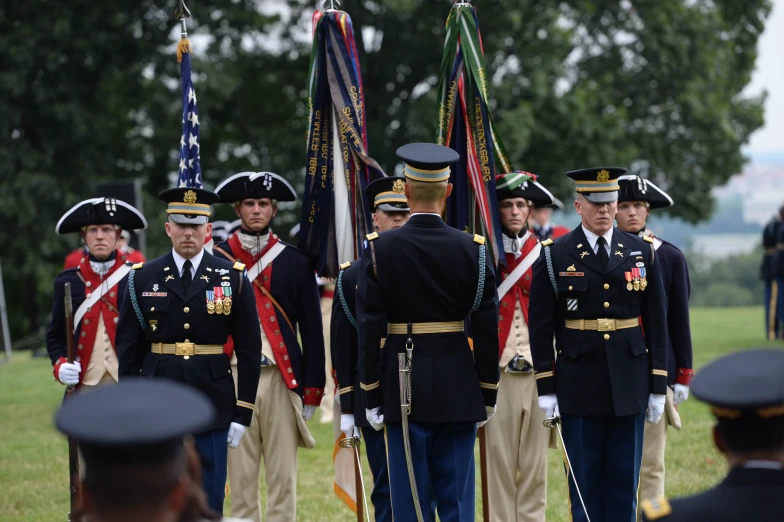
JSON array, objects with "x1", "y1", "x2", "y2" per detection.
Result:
[{"x1": 358, "y1": 143, "x2": 499, "y2": 522}]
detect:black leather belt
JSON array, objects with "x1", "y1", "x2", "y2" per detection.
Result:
[{"x1": 507, "y1": 354, "x2": 533, "y2": 373}]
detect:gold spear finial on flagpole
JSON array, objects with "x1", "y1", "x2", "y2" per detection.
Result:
[{"x1": 175, "y1": 0, "x2": 192, "y2": 62}]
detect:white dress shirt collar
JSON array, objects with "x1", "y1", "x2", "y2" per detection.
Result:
[
  {"x1": 410, "y1": 212, "x2": 443, "y2": 217},
  {"x1": 171, "y1": 248, "x2": 204, "y2": 277},
  {"x1": 581, "y1": 225, "x2": 613, "y2": 254}
]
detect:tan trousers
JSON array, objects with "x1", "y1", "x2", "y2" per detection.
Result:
[
  {"x1": 485, "y1": 370, "x2": 550, "y2": 522},
  {"x1": 640, "y1": 387, "x2": 680, "y2": 502},
  {"x1": 319, "y1": 296, "x2": 335, "y2": 424},
  {"x1": 228, "y1": 366, "x2": 299, "y2": 522}
]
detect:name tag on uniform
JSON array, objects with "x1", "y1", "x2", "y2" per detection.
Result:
[
  {"x1": 142, "y1": 292, "x2": 168, "y2": 297},
  {"x1": 559, "y1": 272, "x2": 584, "y2": 277},
  {"x1": 630, "y1": 251, "x2": 642, "y2": 255}
]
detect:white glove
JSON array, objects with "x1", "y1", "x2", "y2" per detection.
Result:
[
  {"x1": 477, "y1": 405, "x2": 497, "y2": 428},
  {"x1": 538, "y1": 394, "x2": 560, "y2": 419},
  {"x1": 57, "y1": 361, "x2": 82, "y2": 385},
  {"x1": 647, "y1": 394, "x2": 666, "y2": 424},
  {"x1": 303, "y1": 405, "x2": 317, "y2": 421},
  {"x1": 340, "y1": 413, "x2": 356, "y2": 438},
  {"x1": 227, "y1": 422, "x2": 247, "y2": 449},
  {"x1": 366, "y1": 407, "x2": 385, "y2": 431},
  {"x1": 673, "y1": 384, "x2": 689, "y2": 406}
]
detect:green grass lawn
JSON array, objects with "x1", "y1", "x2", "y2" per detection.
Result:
[{"x1": 0, "y1": 306, "x2": 780, "y2": 521}]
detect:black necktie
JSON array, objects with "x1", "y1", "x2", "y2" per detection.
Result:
[
  {"x1": 181, "y1": 259, "x2": 193, "y2": 292},
  {"x1": 596, "y1": 236, "x2": 609, "y2": 270}
]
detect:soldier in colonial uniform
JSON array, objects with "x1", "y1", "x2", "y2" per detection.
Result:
[
  {"x1": 484, "y1": 171, "x2": 555, "y2": 522},
  {"x1": 47, "y1": 198, "x2": 147, "y2": 389},
  {"x1": 642, "y1": 349, "x2": 784, "y2": 522},
  {"x1": 529, "y1": 197, "x2": 569, "y2": 242},
  {"x1": 116, "y1": 187, "x2": 262, "y2": 515},
  {"x1": 761, "y1": 206, "x2": 783, "y2": 339},
  {"x1": 528, "y1": 167, "x2": 668, "y2": 522},
  {"x1": 358, "y1": 143, "x2": 499, "y2": 522},
  {"x1": 212, "y1": 171, "x2": 325, "y2": 522},
  {"x1": 333, "y1": 175, "x2": 410, "y2": 522},
  {"x1": 614, "y1": 175, "x2": 694, "y2": 504}
]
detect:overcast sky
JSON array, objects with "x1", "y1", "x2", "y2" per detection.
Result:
[{"x1": 745, "y1": 0, "x2": 783, "y2": 154}]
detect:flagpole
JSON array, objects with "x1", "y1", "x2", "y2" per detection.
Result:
[{"x1": 175, "y1": 0, "x2": 192, "y2": 63}]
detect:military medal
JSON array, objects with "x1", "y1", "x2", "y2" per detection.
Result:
[
  {"x1": 214, "y1": 286, "x2": 224, "y2": 315},
  {"x1": 639, "y1": 266, "x2": 648, "y2": 291},
  {"x1": 223, "y1": 286, "x2": 232, "y2": 315},
  {"x1": 632, "y1": 268, "x2": 640, "y2": 291},
  {"x1": 625, "y1": 271, "x2": 633, "y2": 291},
  {"x1": 206, "y1": 289, "x2": 215, "y2": 315}
]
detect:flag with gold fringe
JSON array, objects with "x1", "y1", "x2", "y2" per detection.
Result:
[
  {"x1": 298, "y1": 8, "x2": 384, "y2": 278},
  {"x1": 436, "y1": 3, "x2": 512, "y2": 267}
]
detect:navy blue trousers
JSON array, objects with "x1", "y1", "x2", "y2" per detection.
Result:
[
  {"x1": 362, "y1": 426, "x2": 392, "y2": 522},
  {"x1": 385, "y1": 421, "x2": 476, "y2": 522},
  {"x1": 194, "y1": 428, "x2": 229, "y2": 515},
  {"x1": 765, "y1": 280, "x2": 780, "y2": 340},
  {"x1": 560, "y1": 413, "x2": 644, "y2": 522}
]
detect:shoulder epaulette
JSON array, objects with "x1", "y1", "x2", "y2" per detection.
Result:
[
  {"x1": 643, "y1": 235, "x2": 654, "y2": 244},
  {"x1": 233, "y1": 262, "x2": 246, "y2": 271},
  {"x1": 132, "y1": 262, "x2": 144, "y2": 270},
  {"x1": 340, "y1": 261, "x2": 352, "y2": 270},
  {"x1": 473, "y1": 234, "x2": 485, "y2": 245},
  {"x1": 366, "y1": 232, "x2": 379, "y2": 241},
  {"x1": 640, "y1": 497, "x2": 672, "y2": 520},
  {"x1": 541, "y1": 239, "x2": 554, "y2": 247}
]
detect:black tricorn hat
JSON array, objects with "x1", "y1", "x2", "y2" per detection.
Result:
[
  {"x1": 495, "y1": 171, "x2": 555, "y2": 207},
  {"x1": 617, "y1": 175, "x2": 674, "y2": 209},
  {"x1": 56, "y1": 198, "x2": 147, "y2": 235},
  {"x1": 215, "y1": 171, "x2": 297, "y2": 204}
]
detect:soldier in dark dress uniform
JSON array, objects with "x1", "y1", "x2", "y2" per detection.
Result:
[
  {"x1": 762, "y1": 207, "x2": 783, "y2": 339},
  {"x1": 333, "y1": 175, "x2": 410, "y2": 522},
  {"x1": 528, "y1": 167, "x2": 668, "y2": 522},
  {"x1": 357, "y1": 143, "x2": 499, "y2": 522},
  {"x1": 642, "y1": 349, "x2": 784, "y2": 522},
  {"x1": 614, "y1": 175, "x2": 694, "y2": 503},
  {"x1": 116, "y1": 187, "x2": 262, "y2": 515}
]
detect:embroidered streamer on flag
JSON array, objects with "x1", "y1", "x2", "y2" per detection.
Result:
[
  {"x1": 436, "y1": 4, "x2": 513, "y2": 267},
  {"x1": 299, "y1": 9, "x2": 384, "y2": 278},
  {"x1": 177, "y1": 42, "x2": 202, "y2": 188}
]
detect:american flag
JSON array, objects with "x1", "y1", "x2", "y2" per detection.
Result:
[{"x1": 177, "y1": 49, "x2": 202, "y2": 188}]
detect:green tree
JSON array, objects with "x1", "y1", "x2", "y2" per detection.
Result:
[{"x1": 0, "y1": 0, "x2": 771, "y2": 339}]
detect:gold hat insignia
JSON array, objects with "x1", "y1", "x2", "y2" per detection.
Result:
[
  {"x1": 393, "y1": 179, "x2": 405, "y2": 194},
  {"x1": 183, "y1": 190, "x2": 197, "y2": 204},
  {"x1": 597, "y1": 169, "x2": 610, "y2": 182}
]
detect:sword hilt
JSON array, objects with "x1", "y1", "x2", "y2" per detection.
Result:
[{"x1": 543, "y1": 416, "x2": 561, "y2": 428}]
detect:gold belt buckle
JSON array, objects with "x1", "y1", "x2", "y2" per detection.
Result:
[
  {"x1": 597, "y1": 319, "x2": 616, "y2": 332},
  {"x1": 175, "y1": 342, "x2": 195, "y2": 356}
]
